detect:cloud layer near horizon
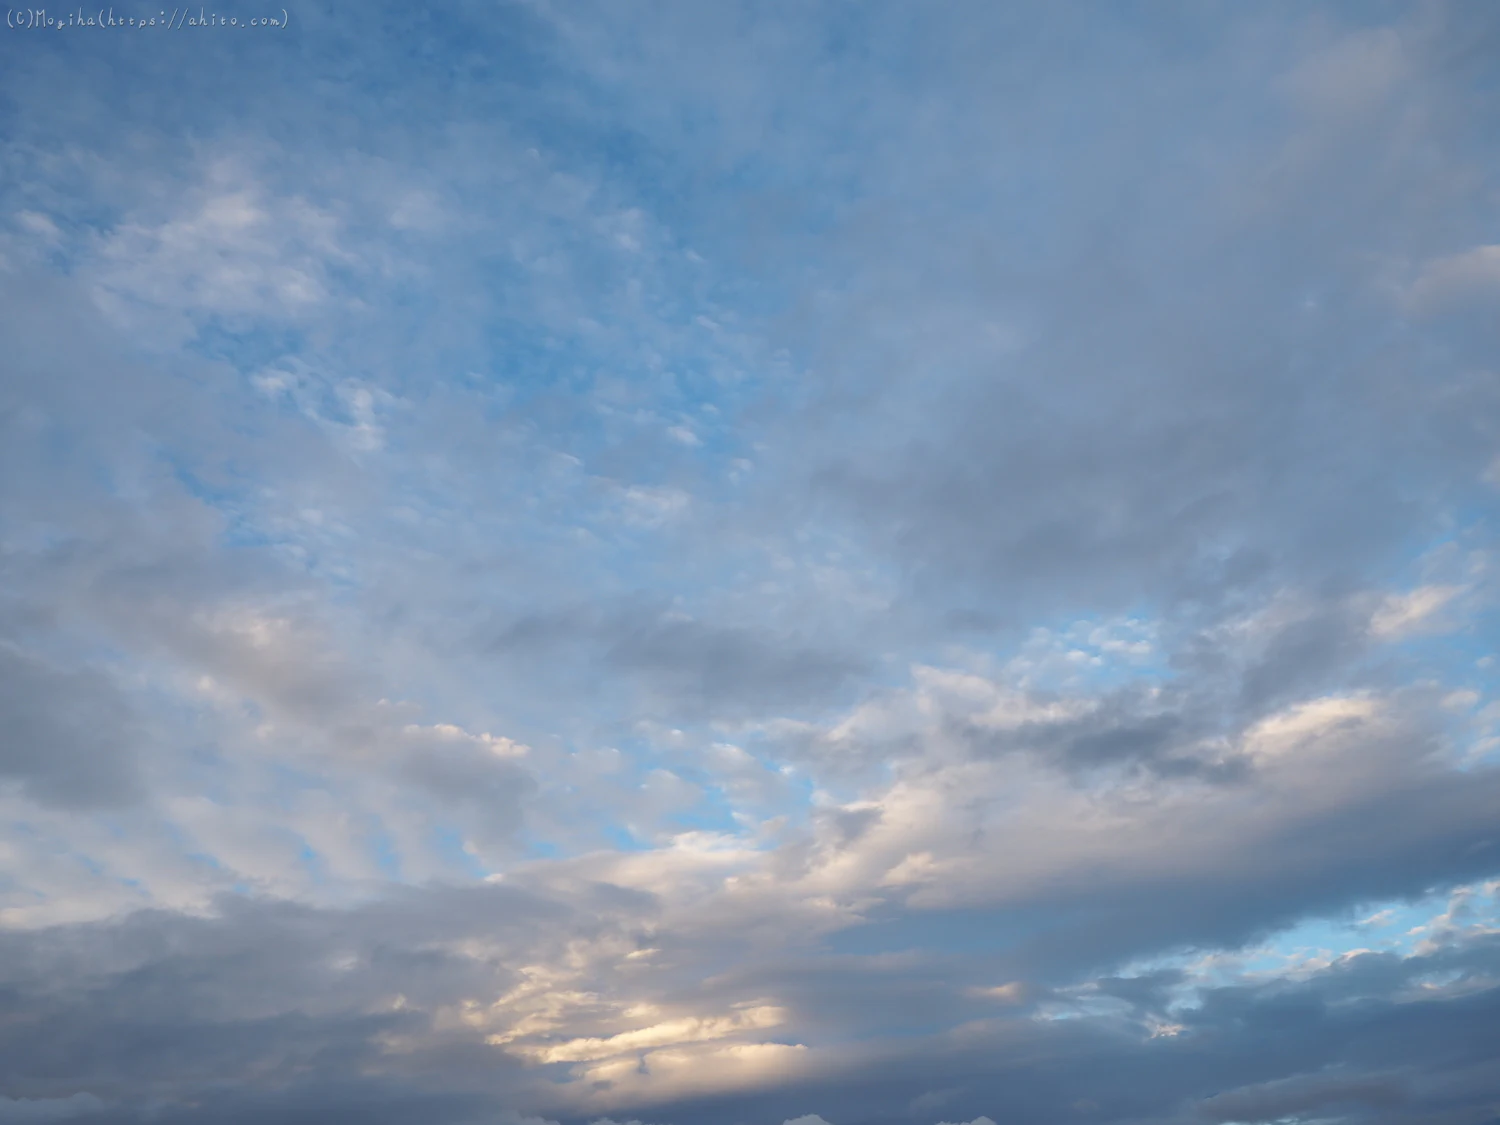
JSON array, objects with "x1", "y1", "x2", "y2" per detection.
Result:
[{"x1": 3, "y1": 3, "x2": 1500, "y2": 1124}]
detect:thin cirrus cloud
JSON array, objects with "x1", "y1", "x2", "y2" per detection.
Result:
[{"x1": 1, "y1": 3, "x2": 1499, "y2": 1125}]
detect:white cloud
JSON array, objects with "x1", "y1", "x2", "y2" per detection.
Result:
[
  {"x1": 89, "y1": 158, "x2": 353, "y2": 341},
  {"x1": 507, "y1": 1005, "x2": 785, "y2": 1063},
  {"x1": 1370, "y1": 584, "x2": 1464, "y2": 639}
]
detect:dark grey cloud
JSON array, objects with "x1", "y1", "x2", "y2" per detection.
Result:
[
  {"x1": 606, "y1": 937, "x2": 1500, "y2": 1125},
  {"x1": 948, "y1": 688, "x2": 1230, "y2": 781},
  {"x1": 1195, "y1": 1071, "x2": 1408, "y2": 1124},
  {"x1": 0, "y1": 883, "x2": 1492, "y2": 1125},
  {"x1": 0, "y1": 886, "x2": 588, "y2": 1115}
]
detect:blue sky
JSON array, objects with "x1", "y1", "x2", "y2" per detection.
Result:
[{"x1": 3, "y1": 3, "x2": 1500, "y2": 1124}]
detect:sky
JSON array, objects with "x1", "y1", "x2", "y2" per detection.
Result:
[{"x1": 2, "y1": 2, "x2": 1500, "y2": 1124}]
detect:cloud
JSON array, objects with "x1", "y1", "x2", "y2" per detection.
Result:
[
  {"x1": 90, "y1": 165, "x2": 349, "y2": 341},
  {"x1": 0, "y1": 1096, "x2": 104, "y2": 1124},
  {"x1": 2, "y1": 2, "x2": 1500, "y2": 1125},
  {"x1": 1407, "y1": 245, "x2": 1500, "y2": 313},
  {"x1": 509, "y1": 1006, "x2": 786, "y2": 1063},
  {"x1": 1278, "y1": 27, "x2": 1409, "y2": 117},
  {"x1": 0, "y1": 645, "x2": 141, "y2": 808},
  {"x1": 1195, "y1": 1071, "x2": 1406, "y2": 1123},
  {"x1": 480, "y1": 602, "x2": 866, "y2": 720}
]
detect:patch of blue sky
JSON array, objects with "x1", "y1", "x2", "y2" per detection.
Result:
[
  {"x1": 557, "y1": 747, "x2": 750, "y2": 846},
  {"x1": 1033, "y1": 988, "x2": 1138, "y2": 1025},
  {"x1": 370, "y1": 829, "x2": 402, "y2": 881},
  {"x1": 187, "y1": 322, "x2": 309, "y2": 379},
  {"x1": 657, "y1": 785, "x2": 743, "y2": 840},
  {"x1": 961, "y1": 608, "x2": 1174, "y2": 698},
  {"x1": 151, "y1": 447, "x2": 258, "y2": 531},
  {"x1": 1115, "y1": 881, "x2": 1500, "y2": 1011},
  {"x1": 739, "y1": 755, "x2": 819, "y2": 830},
  {"x1": 1388, "y1": 616, "x2": 1500, "y2": 673},
  {"x1": 600, "y1": 822, "x2": 646, "y2": 854},
  {"x1": 56, "y1": 844, "x2": 106, "y2": 881},
  {"x1": 1370, "y1": 624, "x2": 1500, "y2": 769},
  {"x1": 575, "y1": 333, "x2": 752, "y2": 420},
  {"x1": 160, "y1": 822, "x2": 243, "y2": 884},
  {"x1": 518, "y1": 832, "x2": 561, "y2": 862},
  {"x1": 1362, "y1": 509, "x2": 1500, "y2": 597},
  {"x1": 478, "y1": 317, "x2": 614, "y2": 389},
  {"x1": 430, "y1": 827, "x2": 489, "y2": 881},
  {"x1": 297, "y1": 839, "x2": 330, "y2": 886}
]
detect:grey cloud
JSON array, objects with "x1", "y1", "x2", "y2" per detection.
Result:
[
  {"x1": 1090, "y1": 969, "x2": 1187, "y2": 1016},
  {"x1": 762, "y1": 690, "x2": 1500, "y2": 989},
  {"x1": 1231, "y1": 600, "x2": 1380, "y2": 714},
  {"x1": 0, "y1": 645, "x2": 140, "y2": 808},
  {"x1": 1195, "y1": 1071, "x2": 1407, "y2": 1123},
  {"x1": 612, "y1": 937, "x2": 1500, "y2": 1125},
  {"x1": 391, "y1": 728, "x2": 535, "y2": 834},
  {"x1": 483, "y1": 603, "x2": 866, "y2": 719},
  {"x1": 829, "y1": 574, "x2": 1472, "y2": 792},
  {"x1": 603, "y1": 615, "x2": 864, "y2": 716},
  {"x1": 948, "y1": 689, "x2": 1230, "y2": 782},
  {"x1": 0, "y1": 886, "x2": 584, "y2": 1113},
  {"x1": 699, "y1": 10, "x2": 1500, "y2": 636},
  {"x1": 0, "y1": 1094, "x2": 105, "y2": 1124},
  {"x1": 0, "y1": 804, "x2": 1496, "y2": 1125},
  {"x1": 1005, "y1": 770, "x2": 1500, "y2": 981}
]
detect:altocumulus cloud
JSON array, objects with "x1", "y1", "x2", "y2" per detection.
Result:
[{"x1": 3, "y1": 2, "x2": 1500, "y2": 1125}]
